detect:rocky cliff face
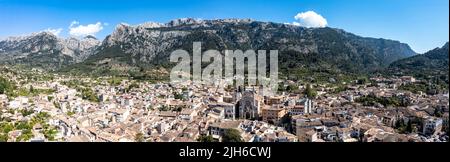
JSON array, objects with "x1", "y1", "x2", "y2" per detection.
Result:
[
  {"x1": 82, "y1": 18, "x2": 416, "y2": 75},
  {"x1": 1, "y1": 18, "x2": 417, "y2": 75},
  {"x1": 0, "y1": 31, "x2": 100, "y2": 69}
]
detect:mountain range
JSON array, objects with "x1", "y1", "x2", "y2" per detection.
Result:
[
  {"x1": 1, "y1": 18, "x2": 442, "y2": 80},
  {"x1": 0, "y1": 32, "x2": 100, "y2": 69},
  {"x1": 388, "y1": 42, "x2": 448, "y2": 82}
]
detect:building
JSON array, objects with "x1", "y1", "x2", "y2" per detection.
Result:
[
  {"x1": 208, "y1": 107, "x2": 224, "y2": 120},
  {"x1": 9, "y1": 96, "x2": 29, "y2": 109},
  {"x1": 422, "y1": 117, "x2": 443, "y2": 136},
  {"x1": 291, "y1": 116, "x2": 323, "y2": 136},
  {"x1": 265, "y1": 96, "x2": 284, "y2": 105},
  {"x1": 0, "y1": 94, "x2": 7, "y2": 108},
  {"x1": 179, "y1": 109, "x2": 197, "y2": 121},
  {"x1": 108, "y1": 108, "x2": 130, "y2": 123},
  {"x1": 400, "y1": 76, "x2": 416, "y2": 83},
  {"x1": 443, "y1": 113, "x2": 449, "y2": 134},
  {"x1": 238, "y1": 91, "x2": 263, "y2": 120},
  {"x1": 208, "y1": 120, "x2": 241, "y2": 140},
  {"x1": 212, "y1": 102, "x2": 236, "y2": 120},
  {"x1": 261, "y1": 105, "x2": 287, "y2": 125},
  {"x1": 289, "y1": 98, "x2": 313, "y2": 115},
  {"x1": 223, "y1": 95, "x2": 234, "y2": 103}
]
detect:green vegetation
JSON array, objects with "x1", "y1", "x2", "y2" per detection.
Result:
[
  {"x1": 134, "y1": 132, "x2": 145, "y2": 142},
  {"x1": 174, "y1": 106, "x2": 183, "y2": 112},
  {"x1": 126, "y1": 82, "x2": 139, "y2": 92},
  {"x1": 0, "y1": 112, "x2": 56, "y2": 142},
  {"x1": 222, "y1": 129, "x2": 243, "y2": 142},
  {"x1": 20, "y1": 109, "x2": 34, "y2": 117},
  {"x1": 388, "y1": 42, "x2": 449, "y2": 92},
  {"x1": 399, "y1": 82, "x2": 445, "y2": 95},
  {"x1": 173, "y1": 92, "x2": 184, "y2": 100},
  {"x1": 286, "y1": 84, "x2": 299, "y2": 93},
  {"x1": 0, "y1": 77, "x2": 15, "y2": 97},
  {"x1": 394, "y1": 117, "x2": 424, "y2": 134},
  {"x1": 355, "y1": 94, "x2": 410, "y2": 107},
  {"x1": 66, "y1": 111, "x2": 75, "y2": 116},
  {"x1": 159, "y1": 105, "x2": 170, "y2": 111},
  {"x1": 304, "y1": 84, "x2": 317, "y2": 98},
  {"x1": 197, "y1": 135, "x2": 215, "y2": 142},
  {"x1": 332, "y1": 85, "x2": 348, "y2": 94},
  {"x1": 108, "y1": 77, "x2": 123, "y2": 86},
  {"x1": 81, "y1": 88, "x2": 99, "y2": 103}
]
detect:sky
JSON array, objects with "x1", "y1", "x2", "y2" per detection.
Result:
[{"x1": 0, "y1": 0, "x2": 448, "y2": 53}]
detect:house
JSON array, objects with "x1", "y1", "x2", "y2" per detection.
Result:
[
  {"x1": 157, "y1": 122, "x2": 171, "y2": 134},
  {"x1": 363, "y1": 128, "x2": 399, "y2": 142},
  {"x1": 422, "y1": 116, "x2": 443, "y2": 136},
  {"x1": 289, "y1": 98, "x2": 313, "y2": 115},
  {"x1": 261, "y1": 105, "x2": 287, "y2": 125},
  {"x1": 381, "y1": 114, "x2": 397, "y2": 127},
  {"x1": 400, "y1": 76, "x2": 416, "y2": 83},
  {"x1": 208, "y1": 107, "x2": 224, "y2": 120},
  {"x1": 67, "y1": 135, "x2": 91, "y2": 142},
  {"x1": 0, "y1": 94, "x2": 8, "y2": 108},
  {"x1": 208, "y1": 120, "x2": 241, "y2": 140},
  {"x1": 179, "y1": 109, "x2": 197, "y2": 121},
  {"x1": 289, "y1": 105, "x2": 305, "y2": 116},
  {"x1": 159, "y1": 132, "x2": 177, "y2": 142},
  {"x1": 182, "y1": 127, "x2": 200, "y2": 139},
  {"x1": 217, "y1": 102, "x2": 236, "y2": 120},
  {"x1": 9, "y1": 96, "x2": 29, "y2": 109},
  {"x1": 108, "y1": 108, "x2": 130, "y2": 123},
  {"x1": 275, "y1": 131, "x2": 298, "y2": 142},
  {"x1": 78, "y1": 117, "x2": 92, "y2": 127},
  {"x1": 174, "y1": 136, "x2": 196, "y2": 142},
  {"x1": 223, "y1": 95, "x2": 234, "y2": 103},
  {"x1": 443, "y1": 113, "x2": 449, "y2": 134},
  {"x1": 292, "y1": 116, "x2": 323, "y2": 135},
  {"x1": 265, "y1": 96, "x2": 284, "y2": 105},
  {"x1": 239, "y1": 120, "x2": 257, "y2": 133}
]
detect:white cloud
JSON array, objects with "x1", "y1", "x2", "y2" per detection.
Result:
[
  {"x1": 44, "y1": 28, "x2": 63, "y2": 36},
  {"x1": 292, "y1": 22, "x2": 301, "y2": 26},
  {"x1": 69, "y1": 21, "x2": 104, "y2": 37},
  {"x1": 293, "y1": 11, "x2": 328, "y2": 28}
]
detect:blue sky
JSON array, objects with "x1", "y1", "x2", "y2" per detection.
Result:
[{"x1": 0, "y1": 0, "x2": 448, "y2": 53}]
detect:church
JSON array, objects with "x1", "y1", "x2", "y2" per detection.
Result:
[{"x1": 235, "y1": 87, "x2": 264, "y2": 120}]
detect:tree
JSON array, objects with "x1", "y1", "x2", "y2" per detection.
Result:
[
  {"x1": 304, "y1": 84, "x2": 317, "y2": 98},
  {"x1": 406, "y1": 120, "x2": 413, "y2": 133},
  {"x1": 197, "y1": 135, "x2": 214, "y2": 142},
  {"x1": 286, "y1": 84, "x2": 298, "y2": 93},
  {"x1": 159, "y1": 105, "x2": 170, "y2": 111},
  {"x1": 175, "y1": 106, "x2": 183, "y2": 112},
  {"x1": 29, "y1": 85, "x2": 34, "y2": 93},
  {"x1": 47, "y1": 96, "x2": 54, "y2": 101},
  {"x1": 126, "y1": 82, "x2": 139, "y2": 92},
  {"x1": 135, "y1": 133, "x2": 145, "y2": 142},
  {"x1": 43, "y1": 127, "x2": 58, "y2": 141},
  {"x1": 434, "y1": 108, "x2": 443, "y2": 117},
  {"x1": 0, "y1": 77, "x2": 14, "y2": 95},
  {"x1": 222, "y1": 129, "x2": 243, "y2": 142},
  {"x1": 0, "y1": 134, "x2": 8, "y2": 142}
]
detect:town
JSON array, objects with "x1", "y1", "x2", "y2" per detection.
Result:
[{"x1": 0, "y1": 65, "x2": 448, "y2": 142}]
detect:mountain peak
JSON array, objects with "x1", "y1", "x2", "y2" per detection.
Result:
[
  {"x1": 166, "y1": 18, "x2": 205, "y2": 27},
  {"x1": 84, "y1": 35, "x2": 97, "y2": 40},
  {"x1": 443, "y1": 42, "x2": 449, "y2": 49}
]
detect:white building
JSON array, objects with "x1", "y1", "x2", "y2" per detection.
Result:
[{"x1": 423, "y1": 117, "x2": 443, "y2": 136}]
